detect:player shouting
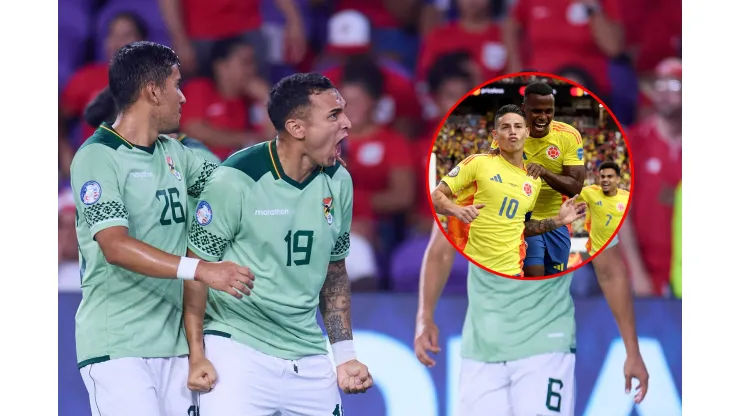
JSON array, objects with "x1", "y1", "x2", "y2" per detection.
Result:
[
  {"x1": 184, "y1": 73, "x2": 372, "y2": 416},
  {"x1": 431, "y1": 105, "x2": 586, "y2": 277},
  {"x1": 71, "y1": 41, "x2": 255, "y2": 416}
]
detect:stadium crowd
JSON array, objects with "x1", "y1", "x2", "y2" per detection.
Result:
[{"x1": 58, "y1": 0, "x2": 681, "y2": 298}]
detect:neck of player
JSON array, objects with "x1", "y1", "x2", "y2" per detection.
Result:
[
  {"x1": 112, "y1": 111, "x2": 160, "y2": 147},
  {"x1": 499, "y1": 149, "x2": 524, "y2": 168},
  {"x1": 603, "y1": 188, "x2": 618, "y2": 197},
  {"x1": 276, "y1": 135, "x2": 318, "y2": 183}
]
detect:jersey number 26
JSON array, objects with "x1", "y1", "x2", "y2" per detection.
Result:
[{"x1": 156, "y1": 188, "x2": 186, "y2": 226}]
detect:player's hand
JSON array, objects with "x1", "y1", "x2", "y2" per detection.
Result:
[
  {"x1": 556, "y1": 195, "x2": 587, "y2": 225},
  {"x1": 451, "y1": 204, "x2": 485, "y2": 224},
  {"x1": 336, "y1": 360, "x2": 373, "y2": 394},
  {"x1": 187, "y1": 356, "x2": 218, "y2": 392},
  {"x1": 196, "y1": 261, "x2": 255, "y2": 299},
  {"x1": 527, "y1": 163, "x2": 549, "y2": 180},
  {"x1": 414, "y1": 317, "x2": 441, "y2": 367},
  {"x1": 624, "y1": 353, "x2": 649, "y2": 404}
]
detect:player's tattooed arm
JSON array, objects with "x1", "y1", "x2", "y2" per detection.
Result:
[
  {"x1": 320, "y1": 259, "x2": 353, "y2": 343},
  {"x1": 538, "y1": 165, "x2": 586, "y2": 198},
  {"x1": 523, "y1": 218, "x2": 560, "y2": 236}
]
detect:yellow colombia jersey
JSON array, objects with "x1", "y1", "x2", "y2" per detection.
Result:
[
  {"x1": 523, "y1": 121, "x2": 584, "y2": 220},
  {"x1": 441, "y1": 154, "x2": 542, "y2": 276},
  {"x1": 579, "y1": 184, "x2": 630, "y2": 255}
]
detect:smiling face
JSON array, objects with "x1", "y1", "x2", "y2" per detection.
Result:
[
  {"x1": 523, "y1": 93, "x2": 555, "y2": 138},
  {"x1": 599, "y1": 167, "x2": 620, "y2": 195}
]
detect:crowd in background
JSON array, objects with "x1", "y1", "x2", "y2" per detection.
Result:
[{"x1": 58, "y1": 0, "x2": 682, "y2": 298}]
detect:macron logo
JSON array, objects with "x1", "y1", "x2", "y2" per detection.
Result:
[{"x1": 254, "y1": 209, "x2": 290, "y2": 216}]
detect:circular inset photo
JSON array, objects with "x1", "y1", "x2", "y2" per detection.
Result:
[{"x1": 427, "y1": 73, "x2": 633, "y2": 279}]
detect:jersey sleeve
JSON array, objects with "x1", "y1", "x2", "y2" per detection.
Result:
[
  {"x1": 187, "y1": 168, "x2": 244, "y2": 262},
  {"x1": 440, "y1": 155, "x2": 480, "y2": 195},
  {"x1": 176, "y1": 140, "x2": 219, "y2": 200},
  {"x1": 562, "y1": 129, "x2": 585, "y2": 166},
  {"x1": 330, "y1": 170, "x2": 353, "y2": 262},
  {"x1": 526, "y1": 179, "x2": 542, "y2": 220},
  {"x1": 71, "y1": 146, "x2": 128, "y2": 237}
]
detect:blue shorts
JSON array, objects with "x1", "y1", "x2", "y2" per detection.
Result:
[{"x1": 524, "y1": 225, "x2": 572, "y2": 275}]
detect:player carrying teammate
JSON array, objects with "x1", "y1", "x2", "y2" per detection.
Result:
[
  {"x1": 521, "y1": 82, "x2": 586, "y2": 276},
  {"x1": 431, "y1": 105, "x2": 586, "y2": 277},
  {"x1": 71, "y1": 41, "x2": 255, "y2": 416},
  {"x1": 578, "y1": 161, "x2": 630, "y2": 255},
  {"x1": 184, "y1": 73, "x2": 373, "y2": 415},
  {"x1": 413, "y1": 228, "x2": 649, "y2": 416}
]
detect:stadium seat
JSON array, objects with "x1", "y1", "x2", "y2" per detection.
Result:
[
  {"x1": 389, "y1": 235, "x2": 468, "y2": 294},
  {"x1": 95, "y1": 0, "x2": 172, "y2": 61}
]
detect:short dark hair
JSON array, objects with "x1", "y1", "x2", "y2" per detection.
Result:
[
  {"x1": 267, "y1": 73, "x2": 336, "y2": 132},
  {"x1": 209, "y1": 37, "x2": 250, "y2": 76},
  {"x1": 599, "y1": 161, "x2": 621, "y2": 176},
  {"x1": 84, "y1": 86, "x2": 117, "y2": 128},
  {"x1": 341, "y1": 56, "x2": 384, "y2": 100},
  {"x1": 495, "y1": 104, "x2": 526, "y2": 126},
  {"x1": 427, "y1": 51, "x2": 473, "y2": 95},
  {"x1": 109, "y1": 41, "x2": 179, "y2": 112},
  {"x1": 524, "y1": 82, "x2": 554, "y2": 98},
  {"x1": 109, "y1": 11, "x2": 149, "y2": 40}
]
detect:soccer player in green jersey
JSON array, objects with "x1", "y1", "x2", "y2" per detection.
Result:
[
  {"x1": 414, "y1": 228, "x2": 649, "y2": 415},
  {"x1": 71, "y1": 41, "x2": 255, "y2": 416},
  {"x1": 184, "y1": 73, "x2": 373, "y2": 415}
]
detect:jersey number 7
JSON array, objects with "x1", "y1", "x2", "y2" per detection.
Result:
[{"x1": 284, "y1": 229, "x2": 314, "y2": 266}]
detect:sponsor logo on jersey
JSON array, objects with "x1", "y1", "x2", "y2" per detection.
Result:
[
  {"x1": 254, "y1": 209, "x2": 290, "y2": 216},
  {"x1": 323, "y1": 197, "x2": 335, "y2": 225},
  {"x1": 491, "y1": 174, "x2": 502, "y2": 183},
  {"x1": 448, "y1": 166, "x2": 460, "y2": 177},
  {"x1": 577, "y1": 147, "x2": 584, "y2": 160},
  {"x1": 80, "y1": 181, "x2": 102, "y2": 205},
  {"x1": 196, "y1": 201, "x2": 212, "y2": 226},
  {"x1": 129, "y1": 171, "x2": 153, "y2": 179},
  {"x1": 546, "y1": 145, "x2": 561, "y2": 160},
  {"x1": 616, "y1": 202, "x2": 626, "y2": 212},
  {"x1": 165, "y1": 155, "x2": 182, "y2": 181},
  {"x1": 596, "y1": 201, "x2": 603, "y2": 206},
  {"x1": 522, "y1": 182, "x2": 534, "y2": 197}
]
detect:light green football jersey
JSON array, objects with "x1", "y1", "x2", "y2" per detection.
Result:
[
  {"x1": 188, "y1": 139, "x2": 352, "y2": 360},
  {"x1": 462, "y1": 236, "x2": 620, "y2": 362},
  {"x1": 177, "y1": 134, "x2": 221, "y2": 217},
  {"x1": 71, "y1": 123, "x2": 218, "y2": 368}
]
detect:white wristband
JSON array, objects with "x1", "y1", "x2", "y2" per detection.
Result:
[
  {"x1": 331, "y1": 340, "x2": 356, "y2": 366},
  {"x1": 177, "y1": 257, "x2": 200, "y2": 280}
]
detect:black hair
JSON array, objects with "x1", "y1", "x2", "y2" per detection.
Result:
[
  {"x1": 267, "y1": 73, "x2": 336, "y2": 132},
  {"x1": 524, "y1": 82, "x2": 554, "y2": 98},
  {"x1": 109, "y1": 11, "x2": 149, "y2": 40},
  {"x1": 494, "y1": 104, "x2": 525, "y2": 126},
  {"x1": 599, "y1": 161, "x2": 621, "y2": 176},
  {"x1": 109, "y1": 41, "x2": 179, "y2": 112},
  {"x1": 209, "y1": 37, "x2": 250, "y2": 77},
  {"x1": 83, "y1": 86, "x2": 117, "y2": 128},
  {"x1": 427, "y1": 51, "x2": 474, "y2": 95},
  {"x1": 341, "y1": 55, "x2": 384, "y2": 101}
]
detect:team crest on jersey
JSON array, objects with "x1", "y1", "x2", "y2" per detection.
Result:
[
  {"x1": 522, "y1": 182, "x2": 534, "y2": 197},
  {"x1": 546, "y1": 145, "x2": 561, "y2": 160},
  {"x1": 323, "y1": 197, "x2": 335, "y2": 225},
  {"x1": 165, "y1": 155, "x2": 183, "y2": 181},
  {"x1": 196, "y1": 201, "x2": 212, "y2": 226},
  {"x1": 80, "y1": 181, "x2": 102, "y2": 205},
  {"x1": 616, "y1": 202, "x2": 626, "y2": 212},
  {"x1": 448, "y1": 166, "x2": 460, "y2": 177}
]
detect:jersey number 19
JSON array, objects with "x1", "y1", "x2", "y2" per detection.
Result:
[{"x1": 284, "y1": 229, "x2": 314, "y2": 266}]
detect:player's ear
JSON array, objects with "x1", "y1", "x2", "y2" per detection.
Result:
[
  {"x1": 145, "y1": 81, "x2": 160, "y2": 105},
  {"x1": 285, "y1": 118, "x2": 305, "y2": 140}
]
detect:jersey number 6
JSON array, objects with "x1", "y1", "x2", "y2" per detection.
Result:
[
  {"x1": 284, "y1": 229, "x2": 314, "y2": 266},
  {"x1": 155, "y1": 188, "x2": 186, "y2": 226}
]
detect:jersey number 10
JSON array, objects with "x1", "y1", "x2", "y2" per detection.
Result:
[
  {"x1": 284, "y1": 230, "x2": 314, "y2": 266},
  {"x1": 498, "y1": 197, "x2": 520, "y2": 219}
]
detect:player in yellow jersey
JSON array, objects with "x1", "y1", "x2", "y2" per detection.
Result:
[
  {"x1": 521, "y1": 82, "x2": 586, "y2": 276},
  {"x1": 578, "y1": 161, "x2": 630, "y2": 255},
  {"x1": 431, "y1": 105, "x2": 586, "y2": 277}
]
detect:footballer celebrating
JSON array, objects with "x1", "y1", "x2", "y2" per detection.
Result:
[{"x1": 578, "y1": 161, "x2": 630, "y2": 255}]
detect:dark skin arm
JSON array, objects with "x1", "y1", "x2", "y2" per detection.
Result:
[
  {"x1": 528, "y1": 164, "x2": 586, "y2": 198},
  {"x1": 319, "y1": 259, "x2": 353, "y2": 344},
  {"x1": 523, "y1": 217, "x2": 559, "y2": 237}
]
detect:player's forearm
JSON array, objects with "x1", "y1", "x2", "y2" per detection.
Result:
[
  {"x1": 157, "y1": 0, "x2": 189, "y2": 42},
  {"x1": 100, "y1": 233, "x2": 186, "y2": 279},
  {"x1": 431, "y1": 186, "x2": 458, "y2": 216},
  {"x1": 540, "y1": 171, "x2": 583, "y2": 197},
  {"x1": 593, "y1": 246, "x2": 641, "y2": 356},
  {"x1": 319, "y1": 259, "x2": 353, "y2": 344},
  {"x1": 523, "y1": 217, "x2": 563, "y2": 237},
  {"x1": 183, "y1": 279, "x2": 208, "y2": 359},
  {"x1": 417, "y1": 238, "x2": 455, "y2": 320}
]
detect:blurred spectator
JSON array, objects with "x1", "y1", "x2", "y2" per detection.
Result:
[
  {"x1": 58, "y1": 189, "x2": 81, "y2": 292},
  {"x1": 503, "y1": 0, "x2": 624, "y2": 97},
  {"x1": 340, "y1": 58, "x2": 416, "y2": 245},
  {"x1": 346, "y1": 234, "x2": 380, "y2": 292},
  {"x1": 60, "y1": 12, "x2": 148, "y2": 146},
  {"x1": 317, "y1": 11, "x2": 422, "y2": 138},
  {"x1": 180, "y1": 38, "x2": 273, "y2": 161},
  {"x1": 158, "y1": 0, "x2": 306, "y2": 77},
  {"x1": 417, "y1": 0, "x2": 508, "y2": 84},
  {"x1": 419, "y1": 0, "x2": 507, "y2": 36},
  {"x1": 671, "y1": 180, "x2": 681, "y2": 298},
  {"x1": 619, "y1": 58, "x2": 681, "y2": 297},
  {"x1": 620, "y1": 0, "x2": 681, "y2": 76},
  {"x1": 261, "y1": 0, "x2": 314, "y2": 82},
  {"x1": 59, "y1": 107, "x2": 74, "y2": 183}
]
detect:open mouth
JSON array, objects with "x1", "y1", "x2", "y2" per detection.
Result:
[
  {"x1": 336, "y1": 135, "x2": 347, "y2": 157},
  {"x1": 533, "y1": 121, "x2": 548, "y2": 132}
]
